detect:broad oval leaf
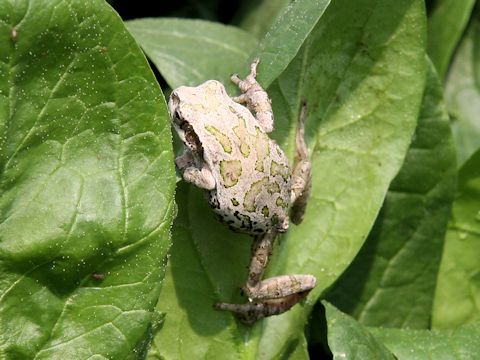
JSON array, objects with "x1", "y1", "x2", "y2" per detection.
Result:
[
  {"x1": 234, "y1": 0, "x2": 291, "y2": 39},
  {"x1": 325, "y1": 59, "x2": 456, "y2": 329},
  {"x1": 0, "y1": 0, "x2": 175, "y2": 358},
  {"x1": 248, "y1": 0, "x2": 332, "y2": 87},
  {"x1": 126, "y1": 18, "x2": 257, "y2": 89},
  {"x1": 255, "y1": 0, "x2": 426, "y2": 357},
  {"x1": 444, "y1": 16, "x2": 480, "y2": 166},
  {"x1": 433, "y1": 148, "x2": 480, "y2": 329},
  {"x1": 324, "y1": 302, "x2": 395, "y2": 360},
  {"x1": 427, "y1": 0, "x2": 476, "y2": 79},
  {"x1": 370, "y1": 322, "x2": 480, "y2": 359}
]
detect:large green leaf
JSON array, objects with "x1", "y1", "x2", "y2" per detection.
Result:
[
  {"x1": 233, "y1": 0, "x2": 292, "y2": 39},
  {"x1": 325, "y1": 59, "x2": 456, "y2": 329},
  {"x1": 433, "y1": 148, "x2": 480, "y2": 329},
  {"x1": 146, "y1": 183, "x2": 251, "y2": 359},
  {"x1": 370, "y1": 322, "x2": 480, "y2": 359},
  {"x1": 247, "y1": 0, "x2": 332, "y2": 87},
  {"x1": 127, "y1": 0, "x2": 332, "y2": 92},
  {"x1": 324, "y1": 302, "x2": 395, "y2": 360},
  {"x1": 126, "y1": 18, "x2": 257, "y2": 89},
  {"x1": 151, "y1": 0, "x2": 426, "y2": 359},
  {"x1": 444, "y1": 16, "x2": 480, "y2": 166},
  {"x1": 255, "y1": 0, "x2": 426, "y2": 357},
  {"x1": 427, "y1": 0, "x2": 476, "y2": 79},
  {"x1": 0, "y1": 0, "x2": 175, "y2": 358}
]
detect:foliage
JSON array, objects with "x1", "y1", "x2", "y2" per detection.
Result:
[{"x1": 0, "y1": 0, "x2": 479, "y2": 359}]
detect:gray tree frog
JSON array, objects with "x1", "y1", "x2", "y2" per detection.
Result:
[{"x1": 169, "y1": 59, "x2": 316, "y2": 324}]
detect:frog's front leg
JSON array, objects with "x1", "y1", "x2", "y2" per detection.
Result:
[
  {"x1": 215, "y1": 230, "x2": 316, "y2": 324},
  {"x1": 175, "y1": 151, "x2": 216, "y2": 190},
  {"x1": 231, "y1": 58, "x2": 274, "y2": 133}
]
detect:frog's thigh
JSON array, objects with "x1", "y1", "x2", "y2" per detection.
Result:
[{"x1": 182, "y1": 166, "x2": 216, "y2": 190}]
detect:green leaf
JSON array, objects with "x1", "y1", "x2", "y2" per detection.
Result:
[
  {"x1": 0, "y1": 0, "x2": 175, "y2": 358},
  {"x1": 433, "y1": 148, "x2": 480, "y2": 329},
  {"x1": 324, "y1": 302, "x2": 395, "y2": 360},
  {"x1": 255, "y1": 0, "x2": 426, "y2": 357},
  {"x1": 370, "y1": 322, "x2": 480, "y2": 359},
  {"x1": 233, "y1": 0, "x2": 292, "y2": 39},
  {"x1": 147, "y1": 183, "x2": 251, "y2": 359},
  {"x1": 444, "y1": 16, "x2": 480, "y2": 166},
  {"x1": 151, "y1": 0, "x2": 426, "y2": 359},
  {"x1": 126, "y1": 18, "x2": 257, "y2": 89},
  {"x1": 325, "y1": 59, "x2": 457, "y2": 329},
  {"x1": 427, "y1": 0, "x2": 476, "y2": 79},
  {"x1": 248, "y1": 0, "x2": 332, "y2": 88},
  {"x1": 127, "y1": 0, "x2": 332, "y2": 93}
]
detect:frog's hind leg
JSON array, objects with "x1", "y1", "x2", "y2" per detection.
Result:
[
  {"x1": 215, "y1": 292, "x2": 310, "y2": 325},
  {"x1": 215, "y1": 230, "x2": 316, "y2": 324},
  {"x1": 230, "y1": 58, "x2": 274, "y2": 133},
  {"x1": 290, "y1": 101, "x2": 312, "y2": 224}
]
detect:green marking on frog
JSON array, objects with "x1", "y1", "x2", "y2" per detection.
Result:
[
  {"x1": 231, "y1": 198, "x2": 239, "y2": 206},
  {"x1": 254, "y1": 128, "x2": 270, "y2": 172},
  {"x1": 262, "y1": 206, "x2": 269, "y2": 217},
  {"x1": 220, "y1": 160, "x2": 242, "y2": 188},
  {"x1": 275, "y1": 196, "x2": 287, "y2": 208},
  {"x1": 244, "y1": 177, "x2": 269, "y2": 212},
  {"x1": 233, "y1": 116, "x2": 251, "y2": 157},
  {"x1": 268, "y1": 181, "x2": 280, "y2": 194},
  {"x1": 205, "y1": 124, "x2": 232, "y2": 153},
  {"x1": 271, "y1": 160, "x2": 289, "y2": 181},
  {"x1": 271, "y1": 213, "x2": 279, "y2": 226}
]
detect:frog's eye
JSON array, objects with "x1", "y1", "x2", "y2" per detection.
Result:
[{"x1": 172, "y1": 109, "x2": 182, "y2": 125}]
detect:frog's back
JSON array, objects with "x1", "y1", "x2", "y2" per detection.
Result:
[{"x1": 181, "y1": 80, "x2": 291, "y2": 234}]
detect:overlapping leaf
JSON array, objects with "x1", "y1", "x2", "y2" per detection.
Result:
[
  {"x1": 325, "y1": 60, "x2": 456, "y2": 329},
  {"x1": 0, "y1": 0, "x2": 175, "y2": 358},
  {"x1": 234, "y1": 0, "x2": 291, "y2": 38},
  {"x1": 370, "y1": 322, "x2": 480, "y2": 359},
  {"x1": 444, "y1": 15, "x2": 480, "y2": 166},
  {"x1": 127, "y1": 0, "x2": 332, "y2": 92},
  {"x1": 324, "y1": 302, "x2": 395, "y2": 360},
  {"x1": 324, "y1": 302, "x2": 480, "y2": 360},
  {"x1": 126, "y1": 18, "x2": 257, "y2": 89},
  {"x1": 433, "y1": 148, "x2": 480, "y2": 329},
  {"x1": 247, "y1": 0, "x2": 332, "y2": 87},
  {"x1": 255, "y1": 0, "x2": 426, "y2": 356},
  {"x1": 427, "y1": 0, "x2": 476, "y2": 79}
]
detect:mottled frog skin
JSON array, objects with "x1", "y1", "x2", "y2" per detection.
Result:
[
  {"x1": 169, "y1": 59, "x2": 316, "y2": 324},
  {"x1": 169, "y1": 80, "x2": 291, "y2": 235}
]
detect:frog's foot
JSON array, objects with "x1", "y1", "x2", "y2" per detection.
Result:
[
  {"x1": 230, "y1": 59, "x2": 274, "y2": 133},
  {"x1": 180, "y1": 165, "x2": 216, "y2": 190},
  {"x1": 231, "y1": 58, "x2": 259, "y2": 87},
  {"x1": 290, "y1": 101, "x2": 312, "y2": 224},
  {"x1": 215, "y1": 291, "x2": 311, "y2": 325},
  {"x1": 214, "y1": 231, "x2": 316, "y2": 324},
  {"x1": 242, "y1": 274, "x2": 316, "y2": 300}
]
